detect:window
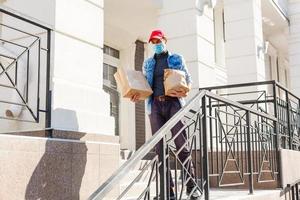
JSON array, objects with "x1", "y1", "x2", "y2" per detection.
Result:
[
  {"x1": 103, "y1": 63, "x2": 117, "y2": 89},
  {"x1": 104, "y1": 45, "x2": 120, "y2": 59},
  {"x1": 103, "y1": 85, "x2": 119, "y2": 136},
  {"x1": 103, "y1": 45, "x2": 120, "y2": 136}
]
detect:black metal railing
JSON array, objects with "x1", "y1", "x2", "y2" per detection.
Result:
[
  {"x1": 271, "y1": 0, "x2": 289, "y2": 22},
  {"x1": 201, "y1": 80, "x2": 300, "y2": 151},
  {"x1": 0, "y1": 6, "x2": 52, "y2": 127},
  {"x1": 206, "y1": 92, "x2": 279, "y2": 191},
  {"x1": 281, "y1": 179, "x2": 300, "y2": 200},
  {"x1": 88, "y1": 90, "x2": 278, "y2": 200}
]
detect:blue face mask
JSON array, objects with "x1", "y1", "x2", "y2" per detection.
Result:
[{"x1": 153, "y1": 43, "x2": 166, "y2": 54}]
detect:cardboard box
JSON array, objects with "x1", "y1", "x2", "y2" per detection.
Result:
[
  {"x1": 114, "y1": 67, "x2": 153, "y2": 100},
  {"x1": 164, "y1": 69, "x2": 189, "y2": 96}
]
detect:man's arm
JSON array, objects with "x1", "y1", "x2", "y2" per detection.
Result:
[{"x1": 181, "y1": 56, "x2": 192, "y2": 87}]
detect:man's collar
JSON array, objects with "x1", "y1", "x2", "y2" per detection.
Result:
[{"x1": 153, "y1": 51, "x2": 172, "y2": 59}]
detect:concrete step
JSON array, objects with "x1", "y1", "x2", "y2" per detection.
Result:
[
  {"x1": 120, "y1": 182, "x2": 158, "y2": 199},
  {"x1": 208, "y1": 189, "x2": 282, "y2": 200},
  {"x1": 120, "y1": 159, "x2": 153, "y2": 170},
  {"x1": 119, "y1": 189, "x2": 282, "y2": 200},
  {"x1": 121, "y1": 169, "x2": 182, "y2": 184},
  {"x1": 120, "y1": 181, "x2": 187, "y2": 200}
]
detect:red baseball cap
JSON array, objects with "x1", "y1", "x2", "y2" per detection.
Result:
[{"x1": 148, "y1": 30, "x2": 166, "y2": 43}]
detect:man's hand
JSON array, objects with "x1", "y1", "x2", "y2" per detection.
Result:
[
  {"x1": 177, "y1": 91, "x2": 189, "y2": 97},
  {"x1": 130, "y1": 93, "x2": 140, "y2": 103},
  {"x1": 168, "y1": 84, "x2": 191, "y2": 97},
  {"x1": 168, "y1": 90, "x2": 188, "y2": 97}
]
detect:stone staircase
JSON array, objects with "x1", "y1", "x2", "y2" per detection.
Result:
[
  {"x1": 118, "y1": 150, "x2": 286, "y2": 200},
  {"x1": 119, "y1": 150, "x2": 158, "y2": 199},
  {"x1": 119, "y1": 150, "x2": 185, "y2": 199}
]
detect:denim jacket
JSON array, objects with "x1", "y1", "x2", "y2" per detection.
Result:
[{"x1": 143, "y1": 52, "x2": 192, "y2": 114}]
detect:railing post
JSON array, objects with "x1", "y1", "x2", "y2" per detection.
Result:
[
  {"x1": 45, "y1": 29, "x2": 52, "y2": 128},
  {"x1": 273, "y1": 83, "x2": 282, "y2": 187},
  {"x1": 202, "y1": 96, "x2": 209, "y2": 200},
  {"x1": 273, "y1": 84, "x2": 280, "y2": 148},
  {"x1": 273, "y1": 83, "x2": 278, "y2": 124},
  {"x1": 296, "y1": 183, "x2": 299, "y2": 200},
  {"x1": 274, "y1": 119, "x2": 282, "y2": 188},
  {"x1": 285, "y1": 90, "x2": 292, "y2": 149},
  {"x1": 159, "y1": 137, "x2": 167, "y2": 200},
  {"x1": 246, "y1": 110, "x2": 254, "y2": 194}
]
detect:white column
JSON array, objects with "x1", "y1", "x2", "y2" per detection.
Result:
[
  {"x1": 288, "y1": 0, "x2": 300, "y2": 96},
  {"x1": 51, "y1": 0, "x2": 114, "y2": 134},
  {"x1": 224, "y1": 0, "x2": 265, "y2": 84},
  {"x1": 157, "y1": 0, "x2": 216, "y2": 91}
]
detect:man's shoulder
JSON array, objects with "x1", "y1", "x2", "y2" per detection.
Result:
[
  {"x1": 168, "y1": 53, "x2": 184, "y2": 67},
  {"x1": 143, "y1": 57, "x2": 155, "y2": 69}
]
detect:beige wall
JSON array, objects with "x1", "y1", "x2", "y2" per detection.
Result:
[
  {"x1": 280, "y1": 149, "x2": 300, "y2": 187},
  {"x1": 0, "y1": 133, "x2": 120, "y2": 199},
  {"x1": 224, "y1": 0, "x2": 265, "y2": 84},
  {"x1": 288, "y1": 0, "x2": 300, "y2": 96}
]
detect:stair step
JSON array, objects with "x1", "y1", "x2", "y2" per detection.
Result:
[
  {"x1": 119, "y1": 182, "x2": 158, "y2": 199},
  {"x1": 120, "y1": 159, "x2": 152, "y2": 170},
  {"x1": 121, "y1": 169, "x2": 182, "y2": 184},
  {"x1": 120, "y1": 181, "x2": 185, "y2": 200}
]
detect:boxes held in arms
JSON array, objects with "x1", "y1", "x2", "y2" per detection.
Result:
[
  {"x1": 164, "y1": 69, "x2": 189, "y2": 96},
  {"x1": 114, "y1": 68, "x2": 153, "y2": 100}
]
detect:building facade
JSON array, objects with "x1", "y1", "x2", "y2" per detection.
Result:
[
  {"x1": 1, "y1": 0, "x2": 300, "y2": 199},
  {"x1": 0, "y1": 0, "x2": 299, "y2": 150},
  {"x1": 104, "y1": 0, "x2": 297, "y2": 151}
]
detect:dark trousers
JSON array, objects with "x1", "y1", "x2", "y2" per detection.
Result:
[{"x1": 149, "y1": 98, "x2": 195, "y2": 189}]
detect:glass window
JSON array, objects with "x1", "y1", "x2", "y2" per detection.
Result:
[
  {"x1": 103, "y1": 63, "x2": 117, "y2": 88},
  {"x1": 103, "y1": 63, "x2": 108, "y2": 80},
  {"x1": 104, "y1": 45, "x2": 110, "y2": 55},
  {"x1": 103, "y1": 45, "x2": 120, "y2": 59},
  {"x1": 103, "y1": 85, "x2": 120, "y2": 136},
  {"x1": 103, "y1": 45, "x2": 120, "y2": 136},
  {"x1": 109, "y1": 66, "x2": 117, "y2": 88}
]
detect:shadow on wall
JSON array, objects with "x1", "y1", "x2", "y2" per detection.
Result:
[{"x1": 25, "y1": 108, "x2": 87, "y2": 200}]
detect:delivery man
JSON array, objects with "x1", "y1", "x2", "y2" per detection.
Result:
[{"x1": 131, "y1": 30, "x2": 201, "y2": 200}]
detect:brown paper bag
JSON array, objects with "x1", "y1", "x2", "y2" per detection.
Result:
[
  {"x1": 114, "y1": 67, "x2": 153, "y2": 100},
  {"x1": 164, "y1": 69, "x2": 189, "y2": 96}
]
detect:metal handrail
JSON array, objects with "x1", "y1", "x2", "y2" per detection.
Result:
[
  {"x1": 200, "y1": 80, "x2": 300, "y2": 102},
  {"x1": 200, "y1": 80, "x2": 276, "y2": 91},
  {"x1": 205, "y1": 91, "x2": 277, "y2": 121},
  {"x1": 200, "y1": 80, "x2": 300, "y2": 150},
  {"x1": 281, "y1": 179, "x2": 300, "y2": 199},
  {"x1": 271, "y1": 0, "x2": 289, "y2": 24},
  {"x1": 88, "y1": 91, "x2": 206, "y2": 200},
  {"x1": 287, "y1": 178, "x2": 300, "y2": 188},
  {"x1": 88, "y1": 90, "x2": 277, "y2": 200}
]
